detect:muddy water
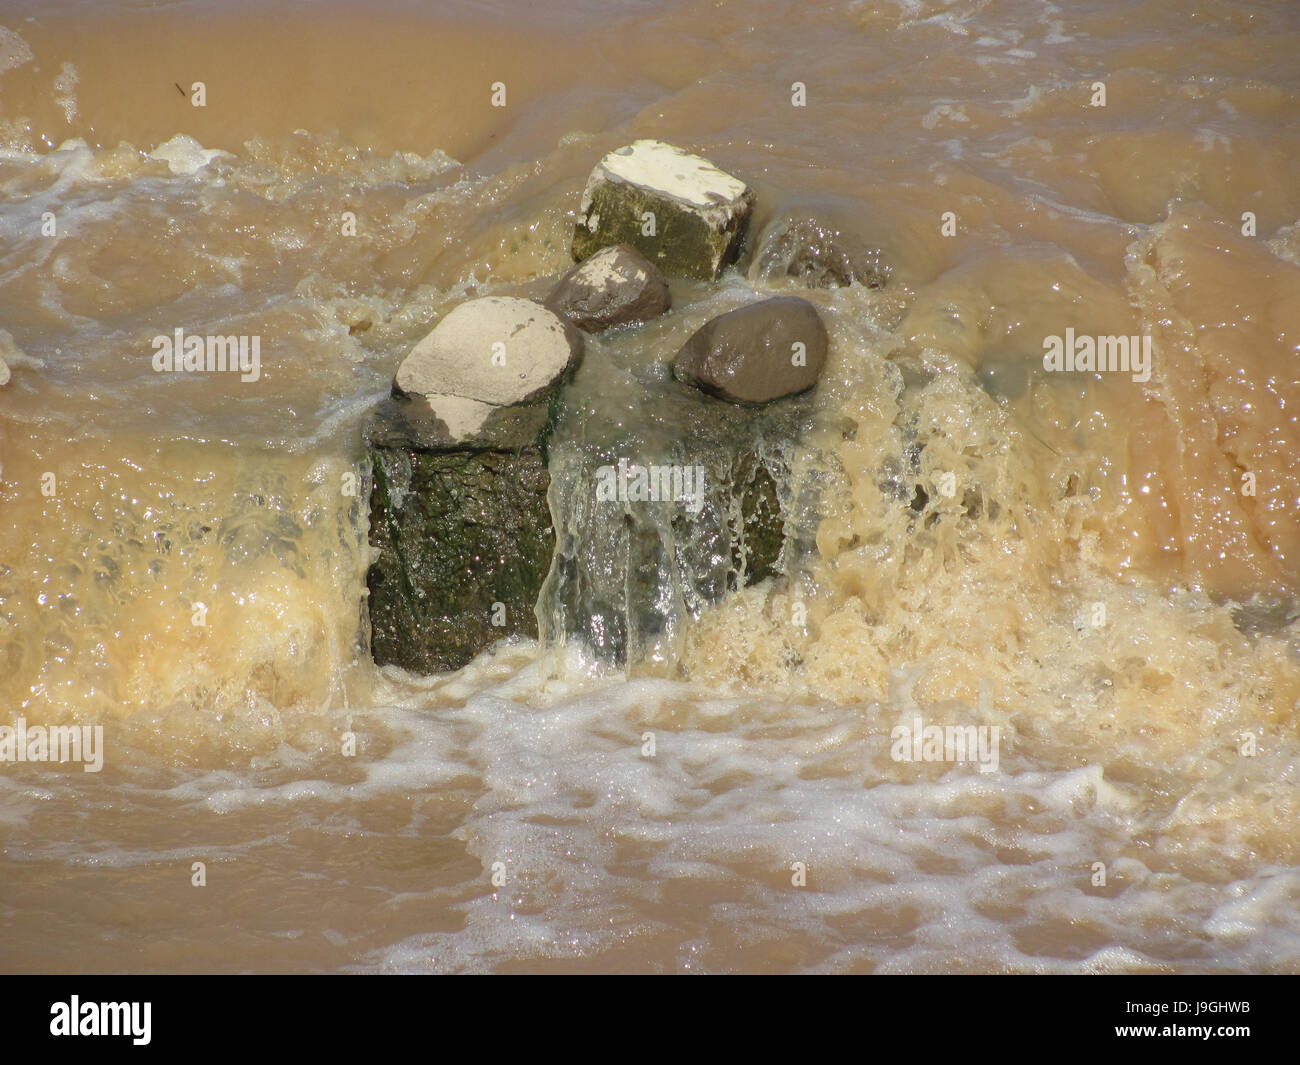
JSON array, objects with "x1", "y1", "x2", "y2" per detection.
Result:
[{"x1": 1, "y1": 0, "x2": 1299, "y2": 972}]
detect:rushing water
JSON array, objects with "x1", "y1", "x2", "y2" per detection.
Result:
[{"x1": 1, "y1": 0, "x2": 1298, "y2": 973}]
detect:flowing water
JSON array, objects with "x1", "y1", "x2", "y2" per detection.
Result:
[{"x1": 1, "y1": 0, "x2": 1299, "y2": 973}]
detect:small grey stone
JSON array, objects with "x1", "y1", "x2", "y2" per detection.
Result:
[
  {"x1": 976, "y1": 358, "x2": 1030, "y2": 401},
  {"x1": 672, "y1": 297, "x2": 829, "y2": 405},
  {"x1": 545, "y1": 244, "x2": 671, "y2": 333},
  {"x1": 366, "y1": 440, "x2": 553, "y2": 675}
]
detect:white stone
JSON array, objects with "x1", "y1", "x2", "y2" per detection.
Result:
[
  {"x1": 593, "y1": 140, "x2": 748, "y2": 209},
  {"x1": 573, "y1": 141, "x2": 754, "y2": 280},
  {"x1": 395, "y1": 297, "x2": 580, "y2": 406},
  {"x1": 418, "y1": 393, "x2": 494, "y2": 439}
]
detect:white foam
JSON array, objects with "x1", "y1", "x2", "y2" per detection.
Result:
[{"x1": 149, "y1": 134, "x2": 233, "y2": 176}]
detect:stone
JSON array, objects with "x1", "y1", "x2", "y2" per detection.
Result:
[
  {"x1": 672, "y1": 296, "x2": 829, "y2": 405},
  {"x1": 537, "y1": 387, "x2": 812, "y2": 670},
  {"x1": 364, "y1": 397, "x2": 555, "y2": 675},
  {"x1": 363, "y1": 392, "x2": 552, "y2": 453},
  {"x1": 734, "y1": 456, "x2": 783, "y2": 585},
  {"x1": 545, "y1": 244, "x2": 671, "y2": 333},
  {"x1": 365, "y1": 296, "x2": 582, "y2": 675},
  {"x1": 748, "y1": 212, "x2": 891, "y2": 289},
  {"x1": 394, "y1": 296, "x2": 582, "y2": 407},
  {"x1": 572, "y1": 140, "x2": 755, "y2": 281},
  {"x1": 366, "y1": 446, "x2": 554, "y2": 675}
]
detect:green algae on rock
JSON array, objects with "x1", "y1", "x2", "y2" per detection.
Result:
[
  {"x1": 365, "y1": 294, "x2": 580, "y2": 674},
  {"x1": 572, "y1": 140, "x2": 754, "y2": 281},
  {"x1": 364, "y1": 396, "x2": 555, "y2": 674}
]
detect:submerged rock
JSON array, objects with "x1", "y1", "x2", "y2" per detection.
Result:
[
  {"x1": 394, "y1": 296, "x2": 582, "y2": 408},
  {"x1": 1230, "y1": 596, "x2": 1300, "y2": 638},
  {"x1": 364, "y1": 397, "x2": 555, "y2": 674},
  {"x1": 976, "y1": 357, "x2": 1030, "y2": 402},
  {"x1": 545, "y1": 244, "x2": 671, "y2": 333},
  {"x1": 672, "y1": 296, "x2": 829, "y2": 405},
  {"x1": 537, "y1": 390, "x2": 810, "y2": 671},
  {"x1": 572, "y1": 140, "x2": 755, "y2": 281},
  {"x1": 748, "y1": 212, "x2": 891, "y2": 289}
]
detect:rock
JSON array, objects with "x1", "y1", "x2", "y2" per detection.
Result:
[
  {"x1": 0, "y1": 356, "x2": 9, "y2": 388},
  {"x1": 976, "y1": 358, "x2": 1030, "y2": 401},
  {"x1": 748, "y1": 213, "x2": 891, "y2": 289},
  {"x1": 394, "y1": 296, "x2": 582, "y2": 407},
  {"x1": 672, "y1": 297, "x2": 829, "y2": 405},
  {"x1": 365, "y1": 295, "x2": 580, "y2": 675},
  {"x1": 735, "y1": 457, "x2": 783, "y2": 584},
  {"x1": 364, "y1": 392, "x2": 552, "y2": 453},
  {"x1": 364, "y1": 397, "x2": 555, "y2": 674},
  {"x1": 572, "y1": 140, "x2": 755, "y2": 281},
  {"x1": 545, "y1": 244, "x2": 671, "y2": 333},
  {"x1": 1231, "y1": 596, "x2": 1300, "y2": 638},
  {"x1": 537, "y1": 393, "x2": 809, "y2": 669}
]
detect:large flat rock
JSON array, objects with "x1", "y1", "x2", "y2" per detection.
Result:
[{"x1": 394, "y1": 296, "x2": 582, "y2": 408}]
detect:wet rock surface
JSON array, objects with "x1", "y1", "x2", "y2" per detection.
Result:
[
  {"x1": 572, "y1": 140, "x2": 754, "y2": 281},
  {"x1": 366, "y1": 442, "x2": 554, "y2": 675},
  {"x1": 748, "y1": 212, "x2": 892, "y2": 289},
  {"x1": 672, "y1": 296, "x2": 829, "y2": 405},
  {"x1": 394, "y1": 296, "x2": 583, "y2": 409},
  {"x1": 545, "y1": 244, "x2": 671, "y2": 333},
  {"x1": 537, "y1": 388, "x2": 812, "y2": 670},
  {"x1": 365, "y1": 296, "x2": 574, "y2": 673}
]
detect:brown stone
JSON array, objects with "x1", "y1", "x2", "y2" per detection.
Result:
[
  {"x1": 672, "y1": 297, "x2": 829, "y2": 405},
  {"x1": 545, "y1": 244, "x2": 671, "y2": 333}
]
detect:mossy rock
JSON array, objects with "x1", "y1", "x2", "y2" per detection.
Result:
[
  {"x1": 365, "y1": 419, "x2": 555, "y2": 674},
  {"x1": 572, "y1": 140, "x2": 755, "y2": 281}
]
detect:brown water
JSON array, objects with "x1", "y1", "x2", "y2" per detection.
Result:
[{"x1": 1, "y1": 0, "x2": 1298, "y2": 973}]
